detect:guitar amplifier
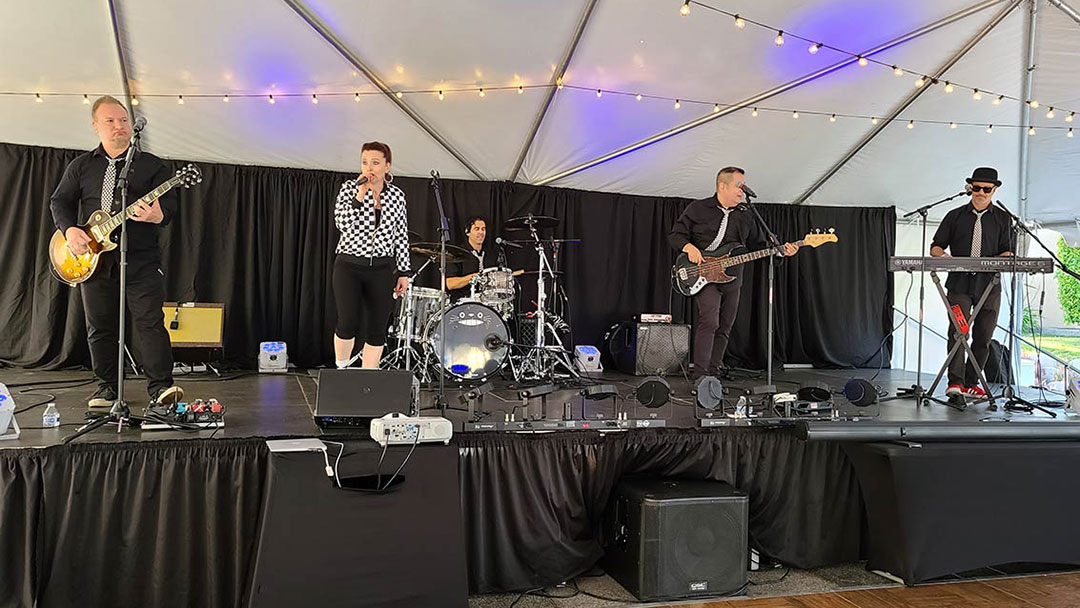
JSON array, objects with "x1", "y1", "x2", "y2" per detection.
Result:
[{"x1": 605, "y1": 322, "x2": 689, "y2": 376}]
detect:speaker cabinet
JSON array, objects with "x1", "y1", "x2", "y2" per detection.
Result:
[
  {"x1": 605, "y1": 322, "x2": 690, "y2": 376},
  {"x1": 602, "y1": 477, "x2": 747, "y2": 601}
]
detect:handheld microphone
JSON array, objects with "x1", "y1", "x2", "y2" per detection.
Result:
[
  {"x1": 740, "y1": 184, "x2": 758, "y2": 199},
  {"x1": 495, "y1": 237, "x2": 522, "y2": 249},
  {"x1": 355, "y1": 175, "x2": 370, "y2": 185}
]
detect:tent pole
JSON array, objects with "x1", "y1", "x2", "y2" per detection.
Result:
[
  {"x1": 105, "y1": 0, "x2": 139, "y2": 124},
  {"x1": 1013, "y1": 0, "x2": 1038, "y2": 388}
]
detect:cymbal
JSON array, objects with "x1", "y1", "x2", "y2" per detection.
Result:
[
  {"x1": 504, "y1": 214, "x2": 559, "y2": 232},
  {"x1": 410, "y1": 242, "x2": 469, "y2": 263},
  {"x1": 516, "y1": 269, "x2": 564, "y2": 276}
]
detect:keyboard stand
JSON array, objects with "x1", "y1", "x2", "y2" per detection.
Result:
[{"x1": 923, "y1": 272, "x2": 999, "y2": 412}]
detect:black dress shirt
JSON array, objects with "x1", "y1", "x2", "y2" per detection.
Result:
[
  {"x1": 50, "y1": 144, "x2": 178, "y2": 257},
  {"x1": 449, "y1": 245, "x2": 486, "y2": 300},
  {"x1": 931, "y1": 202, "x2": 1015, "y2": 296},
  {"x1": 669, "y1": 194, "x2": 767, "y2": 277}
]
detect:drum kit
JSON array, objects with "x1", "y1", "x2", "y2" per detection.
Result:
[{"x1": 382, "y1": 214, "x2": 579, "y2": 384}]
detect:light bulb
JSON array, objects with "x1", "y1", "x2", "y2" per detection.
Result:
[
  {"x1": 556, "y1": 77, "x2": 563, "y2": 90},
  {"x1": 1029, "y1": 100, "x2": 1040, "y2": 109},
  {"x1": 131, "y1": 97, "x2": 139, "y2": 106},
  {"x1": 950, "y1": 122, "x2": 957, "y2": 129},
  {"x1": 809, "y1": 43, "x2": 820, "y2": 54},
  {"x1": 177, "y1": 95, "x2": 184, "y2": 105},
  {"x1": 972, "y1": 89, "x2": 982, "y2": 101},
  {"x1": 792, "y1": 110, "x2": 799, "y2": 119},
  {"x1": 478, "y1": 88, "x2": 485, "y2": 97},
  {"x1": 986, "y1": 124, "x2": 993, "y2": 133},
  {"x1": 893, "y1": 66, "x2": 903, "y2": 76},
  {"x1": 915, "y1": 77, "x2": 926, "y2": 88},
  {"x1": 354, "y1": 93, "x2": 361, "y2": 102},
  {"x1": 518, "y1": 86, "x2": 524, "y2": 94},
  {"x1": 268, "y1": 95, "x2": 274, "y2": 104},
  {"x1": 774, "y1": 31, "x2": 784, "y2": 46},
  {"x1": 734, "y1": 15, "x2": 745, "y2": 29},
  {"x1": 993, "y1": 95, "x2": 1003, "y2": 105},
  {"x1": 829, "y1": 114, "x2": 836, "y2": 122},
  {"x1": 751, "y1": 107, "x2": 758, "y2": 117},
  {"x1": 395, "y1": 91, "x2": 403, "y2": 98},
  {"x1": 944, "y1": 82, "x2": 954, "y2": 93},
  {"x1": 680, "y1": 1, "x2": 689, "y2": 17},
  {"x1": 635, "y1": 93, "x2": 642, "y2": 101},
  {"x1": 713, "y1": 103, "x2": 720, "y2": 113},
  {"x1": 311, "y1": 94, "x2": 318, "y2": 104},
  {"x1": 595, "y1": 89, "x2": 602, "y2": 98},
  {"x1": 858, "y1": 56, "x2": 868, "y2": 67},
  {"x1": 1046, "y1": 107, "x2": 1055, "y2": 119},
  {"x1": 438, "y1": 90, "x2": 444, "y2": 100},
  {"x1": 1029, "y1": 126, "x2": 1036, "y2": 135},
  {"x1": 673, "y1": 99, "x2": 680, "y2": 109},
  {"x1": 871, "y1": 117, "x2": 879, "y2": 125},
  {"x1": 223, "y1": 94, "x2": 230, "y2": 103},
  {"x1": 907, "y1": 120, "x2": 914, "y2": 129},
  {"x1": 83, "y1": 94, "x2": 90, "y2": 104},
  {"x1": 1069, "y1": 128, "x2": 1074, "y2": 138},
  {"x1": 1068, "y1": 112, "x2": 1075, "y2": 123},
  {"x1": 35, "y1": 93, "x2": 42, "y2": 103}
]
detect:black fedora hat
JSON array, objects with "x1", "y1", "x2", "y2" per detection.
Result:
[{"x1": 966, "y1": 167, "x2": 1001, "y2": 186}]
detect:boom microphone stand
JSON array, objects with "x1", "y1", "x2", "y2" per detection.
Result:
[
  {"x1": 742, "y1": 190, "x2": 782, "y2": 388},
  {"x1": 64, "y1": 117, "x2": 149, "y2": 443},
  {"x1": 430, "y1": 170, "x2": 450, "y2": 416}
]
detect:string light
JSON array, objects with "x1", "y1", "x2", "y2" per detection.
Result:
[
  {"x1": 556, "y1": 77, "x2": 563, "y2": 90},
  {"x1": 893, "y1": 66, "x2": 904, "y2": 76},
  {"x1": 518, "y1": 86, "x2": 524, "y2": 94},
  {"x1": 993, "y1": 95, "x2": 1003, "y2": 105},
  {"x1": 82, "y1": 94, "x2": 90, "y2": 105},
  {"x1": 635, "y1": 93, "x2": 642, "y2": 101},
  {"x1": 1068, "y1": 112, "x2": 1075, "y2": 123},
  {"x1": 950, "y1": 121, "x2": 957, "y2": 129},
  {"x1": 673, "y1": 99, "x2": 680, "y2": 109},
  {"x1": 354, "y1": 92, "x2": 361, "y2": 102},
  {"x1": 438, "y1": 90, "x2": 444, "y2": 100},
  {"x1": 1028, "y1": 126, "x2": 1036, "y2": 135},
  {"x1": 223, "y1": 94, "x2": 230, "y2": 103},
  {"x1": 35, "y1": 93, "x2": 42, "y2": 103},
  {"x1": 907, "y1": 120, "x2": 914, "y2": 129},
  {"x1": 871, "y1": 117, "x2": 879, "y2": 125},
  {"x1": 268, "y1": 95, "x2": 274, "y2": 104},
  {"x1": 829, "y1": 114, "x2": 836, "y2": 122},
  {"x1": 986, "y1": 124, "x2": 993, "y2": 133},
  {"x1": 595, "y1": 89, "x2": 602, "y2": 98},
  {"x1": 751, "y1": 107, "x2": 758, "y2": 117},
  {"x1": 395, "y1": 91, "x2": 403, "y2": 98},
  {"x1": 972, "y1": 89, "x2": 982, "y2": 101},
  {"x1": 792, "y1": 110, "x2": 799, "y2": 119},
  {"x1": 809, "y1": 43, "x2": 820, "y2": 54},
  {"x1": 774, "y1": 31, "x2": 785, "y2": 46},
  {"x1": 1046, "y1": 107, "x2": 1055, "y2": 119},
  {"x1": 713, "y1": 103, "x2": 720, "y2": 113},
  {"x1": 734, "y1": 15, "x2": 746, "y2": 29},
  {"x1": 915, "y1": 77, "x2": 926, "y2": 88},
  {"x1": 1069, "y1": 128, "x2": 1074, "y2": 138},
  {"x1": 131, "y1": 97, "x2": 139, "y2": 106},
  {"x1": 857, "y1": 56, "x2": 868, "y2": 67},
  {"x1": 680, "y1": 1, "x2": 690, "y2": 17},
  {"x1": 311, "y1": 94, "x2": 318, "y2": 104},
  {"x1": 177, "y1": 95, "x2": 184, "y2": 105},
  {"x1": 1028, "y1": 100, "x2": 1040, "y2": 109},
  {"x1": 944, "y1": 82, "x2": 954, "y2": 93},
  {"x1": 478, "y1": 88, "x2": 485, "y2": 97}
]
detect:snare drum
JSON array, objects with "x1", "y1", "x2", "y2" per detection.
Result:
[
  {"x1": 391, "y1": 286, "x2": 445, "y2": 342},
  {"x1": 473, "y1": 267, "x2": 516, "y2": 304},
  {"x1": 425, "y1": 301, "x2": 510, "y2": 381}
]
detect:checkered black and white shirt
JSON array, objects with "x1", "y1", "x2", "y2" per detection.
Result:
[{"x1": 334, "y1": 179, "x2": 410, "y2": 275}]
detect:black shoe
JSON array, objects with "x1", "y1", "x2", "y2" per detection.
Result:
[
  {"x1": 149, "y1": 385, "x2": 184, "y2": 406},
  {"x1": 88, "y1": 385, "x2": 118, "y2": 409}
]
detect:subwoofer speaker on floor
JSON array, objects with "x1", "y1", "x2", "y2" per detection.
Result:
[
  {"x1": 605, "y1": 322, "x2": 690, "y2": 376},
  {"x1": 601, "y1": 477, "x2": 748, "y2": 601}
]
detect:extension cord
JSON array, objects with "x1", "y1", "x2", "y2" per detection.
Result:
[{"x1": 369, "y1": 413, "x2": 452, "y2": 446}]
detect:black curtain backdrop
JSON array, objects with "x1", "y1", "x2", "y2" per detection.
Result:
[{"x1": 0, "y1": 142, "x2": 894, "y2": 369}]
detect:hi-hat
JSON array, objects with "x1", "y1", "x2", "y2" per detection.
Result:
[
  {"x1": 409, "y1": 242, "x2": 468, "y2": 263},
  {"x1": 504, "y1": 214, "x2": 559, "y2": 231}
]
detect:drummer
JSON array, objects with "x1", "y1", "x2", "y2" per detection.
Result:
[{"x1": 445, "y1": 215, "x2": 488, "y2": 300}]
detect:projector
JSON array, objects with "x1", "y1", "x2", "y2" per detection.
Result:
[
  {"x1": 259, "y1": 341, "x2": 288, "y2": 373},
  {"x1": 369, "y1": 412, "x2": 453, "y2": 446}
]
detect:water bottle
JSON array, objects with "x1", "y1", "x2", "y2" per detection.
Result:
[
  {"x1": 42, "y1": 403, "x2": 60, "y2": 428},
  {"x1": 734, "y1": 395, "x2": 748, "y2": 419}
]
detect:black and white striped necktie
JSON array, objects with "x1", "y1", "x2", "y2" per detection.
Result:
[
  {"x1": 100, "y1": 157, "x2": 118, "y2": 213},
  {"x1": 706, "y1": 207, "x2": 732, "y2": 252},
  {"x1": 971, "y1": 209, "x2": 988, "y2": 257}
]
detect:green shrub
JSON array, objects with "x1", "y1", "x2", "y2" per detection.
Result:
[{"x1": 1057, "y1": 236, "x2": 1080, "y2": 326}]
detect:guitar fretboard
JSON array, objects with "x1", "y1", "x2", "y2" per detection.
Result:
[
  {"x1": 719, "y1": 239, "x2": 807, "y2": 268},
  {"x1": 95, "y1": 178, "x2": 179, "y2": 238}
]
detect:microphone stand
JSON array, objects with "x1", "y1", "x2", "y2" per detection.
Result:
[
  {"x1": 64, "y1": 123, "x2": 148, "y2": 443},
  {"x1": 993, "y1": 200, "x2": 1080, "y2": 417},
  {"x1": 429, "y1": 170, "x2": 450, "y2": 416},
  {"x1": 743, "y1": 193, "x2": 782, "y2": 388},
  {"x1": 889, "y1": 190, "x2": 969, "y2": 404}
]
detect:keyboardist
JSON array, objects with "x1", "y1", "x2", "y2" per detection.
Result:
[{"x1": 929, "y1": 167, "x2": 1015, "y2": 398}]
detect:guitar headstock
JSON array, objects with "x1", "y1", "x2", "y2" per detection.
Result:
[
  {"x1": 175, "y1": 164, "x2": 203, "y2": 188},
  {"x1": 803, "y1": 228, "x2": 838, "y2": 248}
]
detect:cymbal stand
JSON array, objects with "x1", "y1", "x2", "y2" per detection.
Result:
[
  {"x1": 516, "y1": 226, "x2": 579, "y2": 381},
  {"x1": 383, "y1": 257, "x2": 433, "y2": 380}
]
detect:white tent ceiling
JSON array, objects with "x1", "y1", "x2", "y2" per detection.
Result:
[{"x1": 2, "y1": 0, "x2": 1078, "y2": 240}]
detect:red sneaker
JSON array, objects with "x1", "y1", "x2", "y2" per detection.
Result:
[
  {"x1": 946, "y1": 384, "x2": 964, "y2": 397},
  {"x1": 964, "y1": 385, "x2": 988, "y2": 398}
]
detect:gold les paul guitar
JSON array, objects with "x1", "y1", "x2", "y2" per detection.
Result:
[{"x1": 48, "y1": 164, "x2": 201, "y2": 285}]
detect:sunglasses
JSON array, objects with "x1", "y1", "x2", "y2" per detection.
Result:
[{"x1": 970, "y1": 185, "x2": 995, "y2": 193}]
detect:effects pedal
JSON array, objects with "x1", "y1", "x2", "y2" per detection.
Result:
[{"x1": 369, "y1": 412, "x2": 453, "y2": 446}]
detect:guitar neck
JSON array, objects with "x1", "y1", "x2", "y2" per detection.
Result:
[
  {"x1": 98, "y1": 179, "x2": 177, "y2": 235},
  {"x1": 721, "y1": 239, "x2": 804, "y2": 268}
]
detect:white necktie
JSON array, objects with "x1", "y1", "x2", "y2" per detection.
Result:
[
  {"x1": 706, "y1": 207, "x2": 732, "y2": 252},
  {"x1": 100, "y1": 158, "x2": 118, "y2": 213},
  {"x1": 971, "y1": 209, "x2": 987, "y2": 257}
]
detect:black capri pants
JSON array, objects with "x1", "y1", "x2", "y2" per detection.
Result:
[{"x1": 332, "y1": 254, "x2": 396, "y2": 347}]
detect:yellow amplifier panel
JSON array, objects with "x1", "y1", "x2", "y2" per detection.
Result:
[{"x1": 163, "y1": 302, "x2": 225, "y2": 348}]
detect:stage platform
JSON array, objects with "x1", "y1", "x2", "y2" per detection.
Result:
[{"x1": 2, "y1": 366, "x2": 1080, "y2": 607}]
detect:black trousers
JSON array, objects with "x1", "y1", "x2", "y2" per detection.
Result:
[
  {"x1": 945, "y1": 286, "x2": 1001, "y2": 387},
  {"x1": 692, "y1": 278, "x2": 742, "y2": 376},
  {"x1": 80, "y1": 256, "x2": 174, "y2": 397},
  {"x1": 332, "y1": 255, "x2": 396, "y2": 347}
]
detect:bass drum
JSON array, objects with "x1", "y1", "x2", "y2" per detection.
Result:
[{"x1": 425, "y1": 301, "x2": 510, "y2": 381}]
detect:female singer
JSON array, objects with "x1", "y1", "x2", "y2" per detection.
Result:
[{"x1": 332, "y1": 141, "x2": 410, "y2": 368}]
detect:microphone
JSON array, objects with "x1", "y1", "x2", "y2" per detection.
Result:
[
  {"x1": 964, "y1": 184, "x2": 973, "y2": 195},
  {"x1": 132, "y1": 116, "x2": 147, "y2": 133},
  {"x1": 484, "y1": 334, "x2": 505, "y2": 351},
  {"x1": 740, "y1": 184, "x2": 758, "y2": 199},
  {"x1": 355, "y1": 175, "x2": 369, "y2": 185},
  {"x1": 495, "y1": 236, "x2": 522, "y2": 249}
]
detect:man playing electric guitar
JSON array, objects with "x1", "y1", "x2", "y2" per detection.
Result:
[
  {"x1": 49, "y1": 96, "x2": 183, "y2": 409},
  {"x1": 669, "y1": 167, "x2": 797, "y2": 381}
]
